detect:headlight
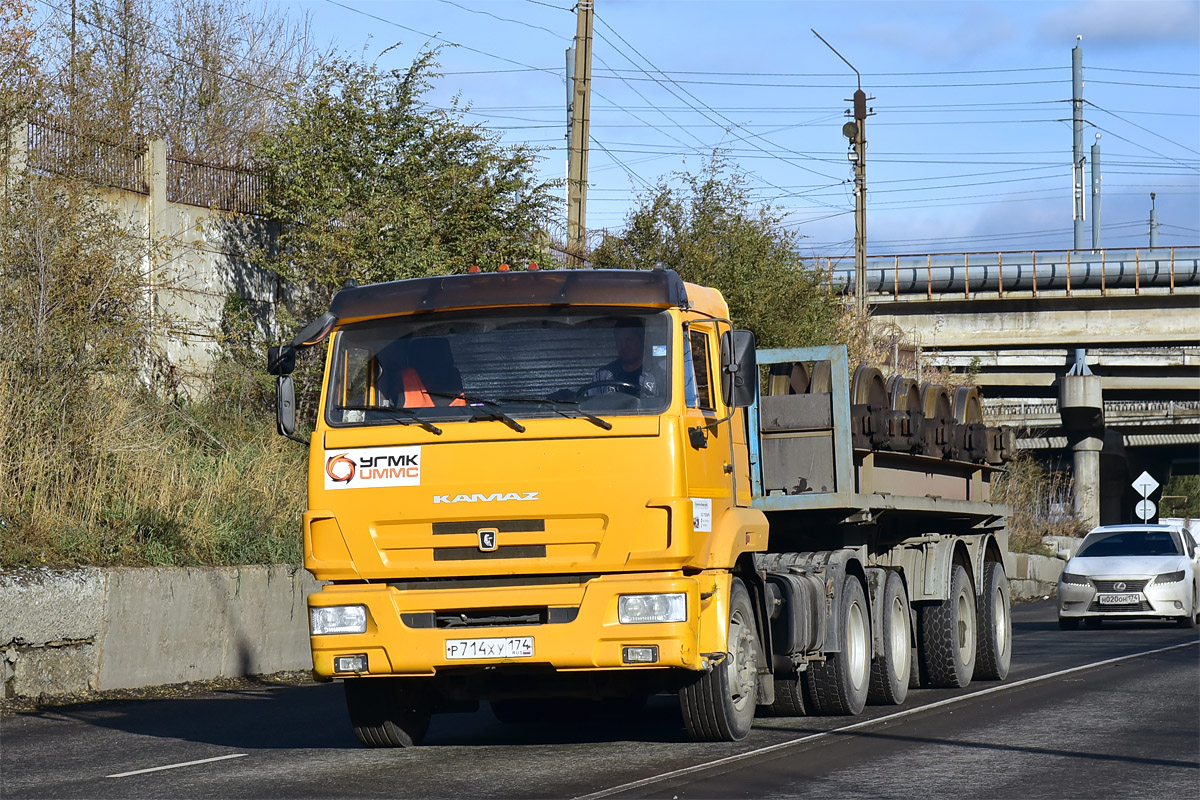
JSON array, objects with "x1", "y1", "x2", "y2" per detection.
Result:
[
  {"x1": 1151, "y1": 570, "x2": 1186, "y2": 585},
  {"x1": 310, "y1": 605, "x2": 367, "y2": 635},
  {"x1": 1060, "y1": 572, "x2": 1091, "y2": 586},
  {"x1": 618, "y1": 593, "x2": 686, "y2": 624}
]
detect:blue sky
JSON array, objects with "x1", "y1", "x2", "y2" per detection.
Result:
[{"x1": 285, "y1": 0, "x2": 1200, "y2": 260}]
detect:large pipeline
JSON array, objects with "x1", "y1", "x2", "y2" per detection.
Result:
[{"x1": 822, "y1": 247, "x2": 1200, "y2": 296}]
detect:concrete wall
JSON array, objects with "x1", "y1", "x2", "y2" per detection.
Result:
[
  {"x1": 1, "y1": 566, "x2": 319, "y2": 701},
  {"x1": 2, "y1": 557, "x2": 1065, "y2": 702}
]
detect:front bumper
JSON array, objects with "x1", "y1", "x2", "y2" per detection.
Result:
[
  {"x1": 1058, "y1": 576, "x2": 1193, "y2": 619},
  {"x1": 308, "y1": 572, "x2": 718, "y2": 679}
]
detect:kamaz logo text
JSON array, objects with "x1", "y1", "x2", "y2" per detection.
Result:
[{"x1": 433, "y1": 492, "x2": 539, "y2": 504}]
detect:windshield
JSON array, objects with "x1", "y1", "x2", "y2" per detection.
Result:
[
  {"x1": 326, "y1": 307, "x2": 673, "y2": 427},
  {"x1": 1075, "y1": 529, "x2": 1184, "y2": 558}
]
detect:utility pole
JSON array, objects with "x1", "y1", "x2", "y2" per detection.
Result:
[
  {"x1": 1072, "y1": 37, "x2": 1086, "y2": 251},
  {"x1": 1149, "y1": 193, "x2": 1159, "y2": 248},
  {"x1": 1090, "y1": 134, "x2": 1101, "y2": 250},
  {"x1": 813, "y1": 30, "x2": 871, "y2": 312},
  {"x1": 566, "y1": 1, "x2": 594, "y2": 265}
]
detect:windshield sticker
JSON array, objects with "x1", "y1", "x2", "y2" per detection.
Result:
[
  {"x1": 652, "y1": 344, "x2": 667, "y2": 358},
  {"x1": 691, "y1": 498, "x2": 712, "y2": 533},
  {"x1": 324, "y1": 446, "x2": 421, "y2": 490}
]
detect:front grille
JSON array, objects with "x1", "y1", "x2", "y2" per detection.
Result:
[
  {"x1": 1092, "y1": 579, "x2": 1149, "y2": 593},
  {"x1": 1087, "y1": 599, "x2": 1154, "y2": 612},
  {"x1": 401, "y1": 606, "x2": 579, "y2": 629},
  {"x1": 432, "y1": 519, "x2": 545, "y2": 535},
  {"x1": 433, "y1": 545, "x2": 547, "y2": 561}
]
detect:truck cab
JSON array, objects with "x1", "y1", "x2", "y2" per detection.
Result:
[{"x1": 271, "y1": 267, "x2": 1012, "y2": 746}]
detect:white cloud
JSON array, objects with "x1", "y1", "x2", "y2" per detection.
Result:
[{"x1": 1039, "y1": 0, "x2": 1200, "y2": 44}]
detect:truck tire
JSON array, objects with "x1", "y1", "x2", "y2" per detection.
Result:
[
  {"x1": 344, "y1": 678, "x2": 432, "y2": 747},
  {"x1": 806, "y1": 574, "x2": 870, "y2": 716},
  {"x1": 868, "y1": 570, "x2": 911, "y2": 705},
  {"x1": 974, "y1": 560, "x2": 1012, "y2": 681},
  {"x1": 919, "y1": 564, "x2": 976, "y2": 689},
  {"x1": 680, "y1": 578, "x2": 760, "y2": 741},
  {"x1": 763, "y1": 673, "x2": 807, "y2": 717}
]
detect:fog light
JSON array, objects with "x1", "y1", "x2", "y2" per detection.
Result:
[
  {"x1": 1174, "y1": 601, "x2": 1184, "y2": 610},
  {"x1": 623, "y1": 645, "x2": 659, "y2": 664},
  {"x1": 334, "y1": 654, "x2": 368, "y2": 673},
  {"x1": 618, "y1": 593, "x2": 686, "y2": 624},
  {"x1": 310, "y1": 605, "x2": 367, "y2": 635}
]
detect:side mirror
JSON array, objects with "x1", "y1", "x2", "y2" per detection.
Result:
[
  {"x1": 267, "y1": 345, "x2": 296, "y2": 376},
  {"x1": 720, "y1": 329, "x2": 757, "y2": 408},
  {"x1": 276, "y1": 375, "x2": 296, "y2": 437}
]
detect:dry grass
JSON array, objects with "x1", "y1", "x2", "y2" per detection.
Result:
[
  {"x1": 991, "y1": 453, "x2": 1088, "y2": 553},
  {"x1": 0, "y1": 363, "x2": 305, "y2": 568}
]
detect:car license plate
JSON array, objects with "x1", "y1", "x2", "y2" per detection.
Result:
[
  {"x1": 445, "y1": 636, "x2": 534, "y2": 660},
  {"x1": 1098, "y1": 593, "x2": 1141, "y2": 605}
]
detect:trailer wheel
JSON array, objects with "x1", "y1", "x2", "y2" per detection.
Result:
[
  {"x1": 806, "y1": 574, "x2": 870, "y2": 716},
  {"x1": 680, "y1": 578, "x2": 760, "y2": 741},
  {"x1": 974, "y1": 560, "x2": 1012, "y2": 681},
  {"x1": 868, "y1": 571, "x2": 911, "y2": 705},
  {"x1": 344, "y1": 678, "x2": 432, "y2": 747},
  {"x1": 919, "y1": 564, "x2": 976, "y2": 688}
]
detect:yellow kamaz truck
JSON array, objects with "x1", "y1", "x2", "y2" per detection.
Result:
[{"x1": 268, "y1": 267, "x2": 1013, "y2": 746}]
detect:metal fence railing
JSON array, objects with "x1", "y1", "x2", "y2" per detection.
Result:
[
  {"x1": 22, "y1": 118, "x2": 264, "y2": 215},
  {"x1": 27, "y1": 117, "x2": 147, "y2": 194},
  {"x1": 166, "y1": 155, "x2": 265, "y2": 215}
]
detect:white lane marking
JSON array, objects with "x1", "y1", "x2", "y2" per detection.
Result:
[
  {"x1": 106, "y1": 753, "x2": 248, "y2": 778},
  {"x1": 573, "y1": 639, "x2": 1199, "y2": 800}
]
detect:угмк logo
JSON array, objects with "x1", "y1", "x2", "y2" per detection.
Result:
[{"x1": 326, "y1": 453, "x2": 356, "y2": 484}]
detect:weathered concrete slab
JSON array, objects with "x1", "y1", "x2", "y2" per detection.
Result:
[
  {"x1": 0, "y1": 569, "x2": 106, "y2": 646},
  {"x1": 97, "y1": 566, "x2": 317, "y2": 691}
]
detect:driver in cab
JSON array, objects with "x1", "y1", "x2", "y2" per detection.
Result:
[{"x1": 589, "y1": 317, "x2": 659, "y2": 397}]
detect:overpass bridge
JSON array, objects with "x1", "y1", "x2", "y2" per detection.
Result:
[{"x1": 821, "y1": 246, "x2": 1200, "y2": 528}]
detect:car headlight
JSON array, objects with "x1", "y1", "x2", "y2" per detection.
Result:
[
  {"x1": 1151, "y1": 570, "x2": 1186, "y2": 586},
  {"x1": 310, "y1": 605, "x2": 367, "y2": 635},
  {"x1": 618, "y1": 593, "x2": 686, "y2": 624},
  {"x1": 1060, "y1": 572, "x2": 1091, "y2": 586}
]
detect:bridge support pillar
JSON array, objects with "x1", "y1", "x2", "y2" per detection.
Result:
[
  {"x1": 1060, "y1": 374, "x2": 1105, "y2": 530},
  {"x1": 1070, "y1": 434, "x2": 1103, "y2": 530}
]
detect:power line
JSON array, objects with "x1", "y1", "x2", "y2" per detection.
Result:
[
  {"x1": 321, "y1": 0, "x2": 561, "y2": 74},
  {"x1": 1086, "y1": 100, "x2": 1200, "y2": 156}
]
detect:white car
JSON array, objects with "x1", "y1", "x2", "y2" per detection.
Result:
[{"x1": 1057, "y1": 523, "x2": 1200, "y2": 630}]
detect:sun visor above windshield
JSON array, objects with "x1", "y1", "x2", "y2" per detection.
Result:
[{"x1": 330, "y1": 269, "x2": 689, "y2": 321}]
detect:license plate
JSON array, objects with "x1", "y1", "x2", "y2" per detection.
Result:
[
  {"x1": 445, "y1": 636, "x2": 534, "y2": 660},
  {"x1": 1098, "y1": 593, "x2": 1141, "y2": 605}
]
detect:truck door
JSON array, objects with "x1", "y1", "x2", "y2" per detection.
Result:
[{"x1": 682, "y1": 323, "x2": 734, "y2": 531}]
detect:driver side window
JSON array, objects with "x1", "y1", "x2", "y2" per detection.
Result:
[{"x1": 688, "y1": 329, "x2": 714, "y2": 411}]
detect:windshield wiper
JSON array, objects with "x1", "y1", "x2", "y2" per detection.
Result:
[
  {"x1": 496, "y1": 396, "x2": 613, "y2": 431},
  {"x1": 427, "y1": 392, "x2": 527, "y2": 434},
  {"x1": 335, "y1": 404, "x2": 443, "y2": 435}
]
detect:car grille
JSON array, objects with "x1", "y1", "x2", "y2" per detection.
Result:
[
  {"x1": 1087, "y1": 599, "x2": 1154, "y2": 612},
  {"x1": 1092, "y1": 578, "x2": 1149, "y2": 592}
]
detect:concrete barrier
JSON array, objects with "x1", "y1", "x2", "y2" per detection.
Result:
[
  {"x1": 1, "y1": 556, "x2": 1065, "y2": 701},
  {"x1": 1007, "y1": 553, "x2": 1065, "y2": 602},
  {"x1": 1, "y1": 566, "x2": 320, "y2": 700}
]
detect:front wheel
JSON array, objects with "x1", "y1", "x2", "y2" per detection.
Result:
[
  {"x1": 807, "y1": 574, "x2": 871, "y2": 715},
  {"x1": 975, "y1": 561, "x2": 1012, "y2": 681},
  {"x1": 344, "y1": 678, "x2": 432, "y2": 747},
  {"x1": 680, "y1": 578, "x2": 761, "y2": 741},
  {"x1": 919, "y1": 564, "x2": 976, "y2": 688}
]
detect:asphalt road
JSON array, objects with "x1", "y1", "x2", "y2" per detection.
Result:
[{"x1": 3, "y1": 600, "x2": 1197, "y2": 799}]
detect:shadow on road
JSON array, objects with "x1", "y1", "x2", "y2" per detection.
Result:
[{"x1": 24, "y1": 685, "x2": 698, "y2": 750}]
